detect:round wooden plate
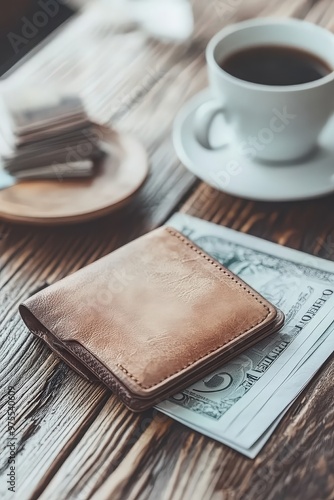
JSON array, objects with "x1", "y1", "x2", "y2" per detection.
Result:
[{"x1": 0, "y1": 127, "x2": 148, "y2": 225}]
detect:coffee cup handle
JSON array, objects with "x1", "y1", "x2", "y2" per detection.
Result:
[{"x1": 194, "y1": 100, "x2": 228, "y2": 149}]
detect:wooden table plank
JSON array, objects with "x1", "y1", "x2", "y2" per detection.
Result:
[{"x1": 1, "y1": 1, "x2": 334, "y2": 499}]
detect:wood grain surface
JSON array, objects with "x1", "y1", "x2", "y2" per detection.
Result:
[{"x1": 0, "y1": 1, "x2": 333, "y2": 499}]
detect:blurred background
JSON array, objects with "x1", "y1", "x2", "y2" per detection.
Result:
[{"x1": 1, "y1": 0, "x2": 317, "y2": 124}]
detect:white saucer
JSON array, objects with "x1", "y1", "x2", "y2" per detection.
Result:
[{"x1": 173, "y1": 89, "x2": 334, "y2": 201}]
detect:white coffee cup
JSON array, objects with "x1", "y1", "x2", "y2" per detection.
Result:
[{"x1": 195, "y1": 18, "x2": 334, "y2": 162}]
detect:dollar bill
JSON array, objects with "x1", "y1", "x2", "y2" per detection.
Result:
[
  {"x1": 156, "y1": 214, "x2": 334, "y2": 456},
  {"x1": 232, "y1": 320, "x2": 334, "y2": 450},
  {"x1": 159, "y1": 321, "x2": 334, "y2": 458}
]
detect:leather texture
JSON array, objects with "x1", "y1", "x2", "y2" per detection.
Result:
[{"x1": 19, "y1": 226, "x2": 284, "y2": 411}]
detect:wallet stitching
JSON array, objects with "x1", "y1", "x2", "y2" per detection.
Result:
[
  {"x1": 166, "y1": 228, "x2": 270, "y2": 311},
  {"x1": 116, "y1": 228, "x2": 272, "y2": 390}
]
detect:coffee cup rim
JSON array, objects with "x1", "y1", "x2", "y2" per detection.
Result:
[{"x1": 207, "y1": 17, "x2": 334, "y2": 92}]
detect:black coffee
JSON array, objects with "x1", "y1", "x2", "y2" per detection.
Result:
[{"x1": 220, "y1": 45, "x2": 332, "y2": 86}]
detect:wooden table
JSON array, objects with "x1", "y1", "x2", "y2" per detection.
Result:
[{"x1": 1, "y1": 1, "x2": 334, "y2": 498}]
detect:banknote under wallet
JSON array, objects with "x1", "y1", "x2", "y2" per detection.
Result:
[{"x1": 19, "y1": 226, "x2": 284, "y2": 411}]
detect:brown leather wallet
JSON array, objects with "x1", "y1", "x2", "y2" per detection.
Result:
[{"x1": 20, "y1": 227, "x2": 284, "y2": 411}]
